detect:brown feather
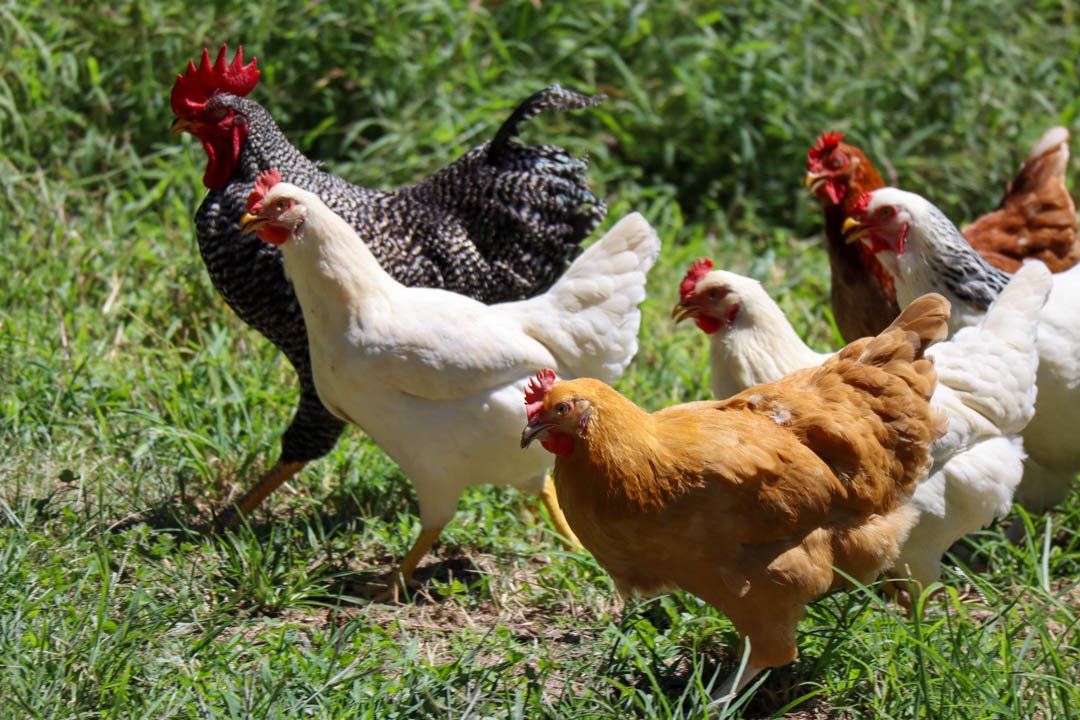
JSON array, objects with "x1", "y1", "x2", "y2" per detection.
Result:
[
  {"x1": 961, "y1": 127, "x2": 1080, "y2": 273},
  {"x1": 812, "y1": 131, "x2": 1078, "y2": 342},
  {"x1": 535, "y1": 294, "x2": 948, "y2": 671}
]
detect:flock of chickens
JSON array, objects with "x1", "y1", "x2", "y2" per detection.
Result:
[{"x1": 171, "y1": 46, "x2": 1080, "y2": 702}]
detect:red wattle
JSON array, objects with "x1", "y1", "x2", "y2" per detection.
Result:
[
  {"x1": 824, "y1": 180, "x2": 846, "y2": 206},
  {"x1": 695, "y1": 315, "x2": 722, "y2": 334},
  {"x1": 200, "y1": 122, "x2": 247, "y2": 190},
  {"x1": 541, "y1": 432, "x2": 574, "y2": 457},
  {"x1": 256, "y1": 225, "x2": 291, "y2": 246}
]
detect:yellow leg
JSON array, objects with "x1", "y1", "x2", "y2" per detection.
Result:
[
  {"x1": 540, "y1": 474, "x2": 581, "y2": 548},
  {"x1": 373, "y1": 525, "x2": 444, "y2": 604},
  {"x1": 214, "y1": 460, "x2": 308, "y2": 531}
]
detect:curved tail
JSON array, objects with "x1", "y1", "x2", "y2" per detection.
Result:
[
  {"x1": 487, "y1": 85, "x2": 606, "y2": 165},
  {"x1": 962, "y1": 126, "x2": 1079, "y2": 272},
  {"x1": 518, "y1": 213, "x2": 661, "y2": 382},
  {"x1": 931, "y1": 260, "x2": 1051, "y2": 438},
  {"x1": 402, "y1": 86, "x2": 608, "y2": 302}
]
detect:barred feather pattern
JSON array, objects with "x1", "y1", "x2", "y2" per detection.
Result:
[{"x1": 193, "y1": 86, "x2": 606, "y2": 464}]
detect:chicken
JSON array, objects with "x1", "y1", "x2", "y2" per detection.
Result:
[
  {"x1": 521, "y1": 296, "x2": 948, "y2": 699},
  {"x1": 171, "y1": 46, "x2": 607, "y2": 525},
  {"x1": 673, "y1": 259, "x2": 1050, "y2": 593},
  {"x1": 804, "y1": 131, "x2": 900, "y2": 342},
  {"x1": 673, "y1": 258, "x2": 828, "y2": 400},
  {"x1": 239, "y1": 170, "x2": 660, "y2": 600},
  {"x1": 845, "y1": 188, "x2": 1080, "y2": 511},
  {"x1": 806, "y1": 128, "x2": 1078, "y2": 341}
]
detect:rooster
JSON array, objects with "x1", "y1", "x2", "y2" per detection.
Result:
[
  {"x1": 521, "y1": 296, "x2": 948, "y2": 700},
  {"x1": 845, "y1": 188, "x2": 1080, "y2": 512},
  {"x1": 806, "y1": 128, "x2": 1078, "y2": 341},
  {"x1": 674, "y1": 259, "x2": 1050, "y2": 594},
  {"x1": 171, "y1": 46, "x2": 607, "y2": 524},
  {"x1": 240, "y1": 170, "x2": 660, "y2": 600}
]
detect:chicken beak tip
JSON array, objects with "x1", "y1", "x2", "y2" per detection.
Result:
[
  {"x1": 520, "y1": 428, "x2": 536, "y2": 449},
  {"x1": 841, "y1": 218, "x2": 864, "y2": 244},
  {"x1": 170, "y1": 118, "x2": 192, "y2": 136},
  {"x1": 240, "y1": 213, "x2": 261, "y2": 235}
]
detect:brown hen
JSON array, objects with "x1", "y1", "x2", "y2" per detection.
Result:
[
  {"x1": 806, "y1": 128, "x2": 1077, "y2": 341},
  {"x1": 521, "y1": 295, "x2": 949, "y2": 701}
]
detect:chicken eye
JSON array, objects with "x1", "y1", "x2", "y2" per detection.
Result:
[
  {"x1": 555, "y1": 402, "x2": 571, "y2": 416},
  {"x1": 275, "y1": 200, "x2": 288, "y2": 212},
  {"x1": 876, "y1": 206, "x2": 896, "y2": 219},
  {"x1": 212, "y1": 106, "x2": 228, "y2": 120},
  {"x1": 827, "y1": 154, "x2": 846, "y2": 169}
]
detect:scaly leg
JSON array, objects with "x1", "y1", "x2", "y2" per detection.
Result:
[
  {"x1": 540, "y1": 474, "x2": 581, "y2": 548},
  {"x1": 710, "y1": 661, "x2": 765, "y2": 708},
  {"x1": 214, "y1": 459, "x2": 308, "y2": 532},
  {"x1": 371, "y1": 525, "x2": 445, "y2": 604}
]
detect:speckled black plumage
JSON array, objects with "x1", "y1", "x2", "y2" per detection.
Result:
[
  {"x1": 919, "y1": 201, "x2": 1010, "y2": 311},
  {"x1": 190, "y1": 86, "x2": 606, "y2": 465}
]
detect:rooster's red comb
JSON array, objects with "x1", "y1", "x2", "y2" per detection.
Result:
[
  {"x1": 525, "y1": 369, "x2": 558, "y2": 421},
  {"x1": 679, "y1": 258, "x2": 714, "y2": 300},
  {"x1": 807, "y1": 130, "x2": 845, "y2": 164},
  {"x1": 246, "y1": 169, "x2": 282, "y2": 211},
  {"x1": 851, "y1": 191, "x2": 873, "y2": 217},
  {"x1": 171, "y1": 44, "x2": 260, "y2": 118}
]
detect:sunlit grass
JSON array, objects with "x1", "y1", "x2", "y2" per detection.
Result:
[{"x1": 1, "y1": 0, "x2": 1077, "y2": 717}]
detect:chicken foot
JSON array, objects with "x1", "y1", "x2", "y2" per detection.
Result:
[
  {"x1": 363, "y1": 525, "x2": 445, "y2": 605},
  {"x1": 539, "y1": 474, "x2": 582, "y2": 548},
  {"x1": 709, "y1": 658, "x2": 765, "y2": 708},
  {"x1": 213, "y1": 459, "x2": 308, "y2": 531}
]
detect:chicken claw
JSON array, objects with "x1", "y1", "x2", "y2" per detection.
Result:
[{"x1": 358, "y1": 526, "x2": 444, "y2": 605}]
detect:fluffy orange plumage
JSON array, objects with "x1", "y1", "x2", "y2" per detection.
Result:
[
  {"x1": 522, "y1": 294, "x2": 950, "y2": 699},
  {"x1": 806, "y1": 128, "x2": 1077, "y2": 342}
]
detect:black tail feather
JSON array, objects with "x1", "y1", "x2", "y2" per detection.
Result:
[{"x1": 487, "y1": 85, "x2": 606, "y2": 165}]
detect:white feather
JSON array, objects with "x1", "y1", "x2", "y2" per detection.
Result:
[
  {"x1": 685, "y1": 264, "x2": 1047, "y2": 587},
  {"x1": 270, "y1": 183, "x2": 661, "y2": 530},
  {"x1": 864, "y1": 188, "x2": 1080, "y2": 511}
]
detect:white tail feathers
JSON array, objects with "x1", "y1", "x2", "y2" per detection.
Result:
[
  {"x1": 930, "y1": 261, "x2": 1050, "y2": 439},
  {"x1": 521, "y1": 213, "x2": 661, "y2": 381},
  {"x1": 979, "y1": 261, "x2": 1053, "y2": 344}
]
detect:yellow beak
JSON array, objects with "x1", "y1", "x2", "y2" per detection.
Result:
[
  {"x1": 841, "y1": 217, "x2": 868, "y2": 244},
  {"x1": 804, "y1": 173, "x2": 826, "y2": 193},
  {"x1": 239, "y1": 212, "x2": 264, "y2": 235},
  {"x1": 671, "y1": 300, "x2": 696, "y2": 324}
]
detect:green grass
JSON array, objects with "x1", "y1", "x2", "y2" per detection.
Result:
[{"x1": 1, "y1": 0, "x2": 1078, "y2": 717}]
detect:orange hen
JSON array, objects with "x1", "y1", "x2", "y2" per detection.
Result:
[
  {"x1": 521, "y1": 295, "x2": 949, "y2": 701},
  {"x1": 806, "y1": 128, "x2": 1077, "y2": 342}
]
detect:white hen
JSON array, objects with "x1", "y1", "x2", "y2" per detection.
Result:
[
  {"x1": 674, "y1": 258, "x2": 1050, "y2": 590},
  {"x1": 846, "y1": 187, "x2": 1080, "y2": 512},
  {"x1": 240, "y1": 170, "x2": 660, "y2": 598}
]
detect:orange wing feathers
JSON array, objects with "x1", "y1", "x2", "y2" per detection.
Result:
[{"x1": 526, "y1": 294, "x2": 949, "y2": 682}]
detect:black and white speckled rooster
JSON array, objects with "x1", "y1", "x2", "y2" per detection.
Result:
[{"x1": 170, "y1": 45, "x2": 606, "y2": 524}]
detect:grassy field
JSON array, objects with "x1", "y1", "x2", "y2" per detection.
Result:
[{"x1": 2, "y1": 0, "x2": 1078, "y2": 717}]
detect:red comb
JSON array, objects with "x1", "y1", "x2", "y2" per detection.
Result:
[
  {"x1": 679, "y1": 258, "x2": 714, "y2": 300},
  {"x1": 246, "y1": 169, "x2": 282, "y2": 211},
  {"x1": 808, "y1": 130, "x2": 845, "y2": 163},
  {"x1": 851, "y1": 191, "x2": 873, "y2": 217},
  {"x1": 525, "y1": 369, "x2": 558, "y2": 421},
  {"x1": 171, "y1": 45, "x2": 260, "y2": 117}
]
